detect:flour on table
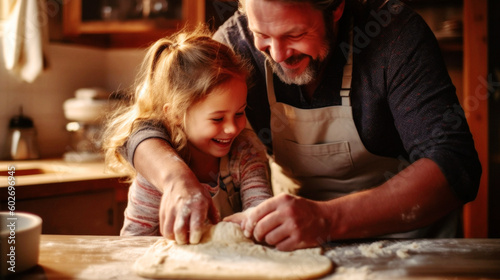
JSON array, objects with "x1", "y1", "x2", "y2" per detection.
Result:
[
  {"x1": 133, "y1": 222, "x2": 332, "y2": 279},
  {"x1": 328, "y1": 240, "x2": 420, "y2": 260}
]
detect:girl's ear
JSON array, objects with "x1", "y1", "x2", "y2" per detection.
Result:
[
  {"x1": 332, "y1": 0, "x2": 345, "y2": 22},
  {"x1": 162, "y1": 103, "x2": 174, "y2": 122}
]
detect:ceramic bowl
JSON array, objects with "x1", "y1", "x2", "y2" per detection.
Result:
[{"x1": 1, "y1": 212, "x2": 42, "y2": 276}]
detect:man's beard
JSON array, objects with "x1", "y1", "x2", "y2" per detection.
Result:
[{"x1": 263, "y1": 41, "x2": 330, "y2": 85}]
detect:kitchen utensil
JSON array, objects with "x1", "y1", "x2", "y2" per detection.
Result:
[
  {"x1": 62, "y1": 88, "x2": 117, "y2": 162},
  {"x1": 5, "y1": 107, "x2": 40, "y2": 160}
]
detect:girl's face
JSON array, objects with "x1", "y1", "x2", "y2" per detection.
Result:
[{"x1": 184, "y1": 77, "x2": 248, "y2": 159}]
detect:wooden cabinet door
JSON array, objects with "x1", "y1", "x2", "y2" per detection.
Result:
[{"x1": 14, "y1": 190, "x2": 120, "y2": 235}]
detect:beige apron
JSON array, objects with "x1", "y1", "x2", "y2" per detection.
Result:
[
  {"x1": 211, "y1": 155, "x2": 242, "y2": 219},
  {"x1": 264, "y1": 37, "x2": 458, "y2": 238}
]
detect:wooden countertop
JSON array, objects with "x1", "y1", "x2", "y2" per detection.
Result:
[
  {"x1": 7, "y1": 235, "x2": 500, "y2": 280},
  {"x1": 0, "y1": 159, "x2": 126, "y2": 187},
  {"x1": 0, "y1": 159, "x2": 129, "y2": 205}
]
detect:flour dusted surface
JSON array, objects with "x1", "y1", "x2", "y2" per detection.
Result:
[{"x1": 133, "y1": 222, "x2": 332, "y2": 279}]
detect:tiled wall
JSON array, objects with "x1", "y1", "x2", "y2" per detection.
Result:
[{"x1": 0, "y1": 43, "x2": 145, "y2": 159}]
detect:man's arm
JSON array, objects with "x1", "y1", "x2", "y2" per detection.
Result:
[
  {"x1": 134, "y1": 138, "x2": 220, "y2": 244},
  {"x1": 240, "y1": 158, "x2": 462, "y2": 251}
]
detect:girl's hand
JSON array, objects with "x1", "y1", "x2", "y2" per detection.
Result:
[
  {"x1": 159, "y1": 180, "x2": 220, "y2": 245},
  {"x1": 223, "y1": 207, "x2": 255, "y2": 230},
  {"x1": 133, "y1": 138, "x2": 220, "y2": 244}
]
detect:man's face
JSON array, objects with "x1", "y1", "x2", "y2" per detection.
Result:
[{"x1": 245, "y1": 0, "x2": 331, "y2": 85}]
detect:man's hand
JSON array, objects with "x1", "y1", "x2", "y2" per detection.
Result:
[{"x1": 239, "y1": 193, "x2": 330, "y2": 251}]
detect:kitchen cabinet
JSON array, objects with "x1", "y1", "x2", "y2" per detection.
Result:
[
  {"x1": 55, "y1": 0, "x2": 202, "y2": 48},
  {"x1": 0, "y1": 178, "x2": 129, "y2": 235},
  {"x1": 12, "y1": 188, "x2": 117, "y2": 235},
  {"x1": 488, "y1": 0, "x2": 500, "y2": 238},
  {"x1": 461, "y1": 0, "x2": 490, "y2": 239},
  {"x1": 0, "y1": 160, "x2": 130, "y2": 235},
  {"x1": 52, "y1": 0, "x2": 237, "y2": 48},
  {"x1": 64, "y1": 0, "x2": 202, "y2": 48}
]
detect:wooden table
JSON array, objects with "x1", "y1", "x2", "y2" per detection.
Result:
[{"x1": 7, "y1": 235, "x2": 500, "y2": 279}]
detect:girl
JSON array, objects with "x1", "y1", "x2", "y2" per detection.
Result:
[{"x1": 103, "y1": 27, "x2": 272, "y2": 243}]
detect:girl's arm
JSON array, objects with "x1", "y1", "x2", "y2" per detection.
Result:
[
  {"x1": 233, "y1": 129, "x2": 273, "y2": 209},
  {"x1": 224, "y1": 129, "x2": 273, "y2": 225},
  {"x1": 120, "y1": 177, "x2": 162, "y2": 236}
]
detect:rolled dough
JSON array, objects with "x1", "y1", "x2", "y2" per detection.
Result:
[{"x1": 133, "y1": 222, "x2": 333, "y2": 279}]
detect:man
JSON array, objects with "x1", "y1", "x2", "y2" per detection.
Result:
[{"x1": 123, "y1": 0, "x2": 481, "y2": 251}]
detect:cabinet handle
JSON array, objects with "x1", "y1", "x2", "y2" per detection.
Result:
[{"x1": 108, "y1": 208, "x2": 114, "y2": 226}]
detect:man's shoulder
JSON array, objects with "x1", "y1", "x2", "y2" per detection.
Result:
[
  {"x1": 352, "y1": 0, "x2": 423, "y2": 30},
  {"x1": 213, "y1": 11, "x2": 252, "y2": 49},
  {"x1": 349, "y1": 0, "x2": 432, "y2": 54}
]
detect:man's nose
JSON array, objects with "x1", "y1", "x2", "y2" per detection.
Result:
[{"x1": 269, "y1": 39, "x2": 289, "y2": 63}]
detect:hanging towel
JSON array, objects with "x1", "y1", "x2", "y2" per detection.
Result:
[
  {"x1": 2, "y1": 0, "x2": 49, "y2": 83},
  {"x1": 1, "y1": 1, "x2": 12, "y2": 20}
]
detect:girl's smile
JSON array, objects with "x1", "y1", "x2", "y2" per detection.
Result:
[{"x1": 184, "y1": 77, "x2": 248, "y2": 160}]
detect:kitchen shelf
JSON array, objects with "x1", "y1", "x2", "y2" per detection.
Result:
[
  {"x1": 61, "y1": 0, "x2": 205, "y2": 48},
  {"x1": 75, "y1": 18, "x2": 183, "y2": 34},
  {"x1": 438, "y1": 39, "x2": 463, "y2": 52}
]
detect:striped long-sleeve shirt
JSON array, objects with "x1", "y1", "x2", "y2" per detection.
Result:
[{"x1": 120, "y1": 128, "x2": 273, "y2": 236}]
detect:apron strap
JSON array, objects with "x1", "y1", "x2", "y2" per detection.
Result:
[
  {"x1": 265, "y1": 59, "x2": 277, "y2": 106},
  {"x1": 219, "y1": 155, "x2": 233, "y2": 193},
  {"x1": 219, "y1": 155, "x2": 242, "y2": 212},
  {"x1": 341, "y1": 21, "x2": 354, "y2": 107}
]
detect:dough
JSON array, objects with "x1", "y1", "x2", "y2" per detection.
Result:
[{"x1": 133, "y1": 222, "x2": 333, "y2": 279}]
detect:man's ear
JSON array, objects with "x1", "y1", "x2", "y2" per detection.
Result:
[{"x1": 333, "y1": 0, "x2": 345, "y2": 22}]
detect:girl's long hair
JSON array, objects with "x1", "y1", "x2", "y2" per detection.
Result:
[{"x1": 102, "y1": 25, "x2": 250, "y2": 179}]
